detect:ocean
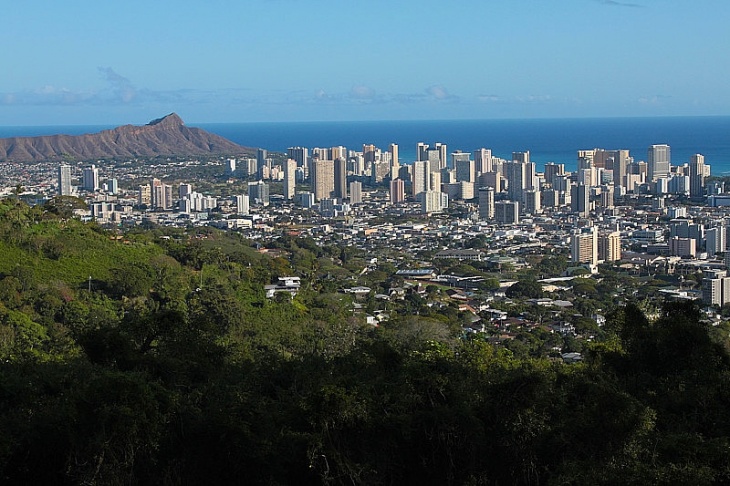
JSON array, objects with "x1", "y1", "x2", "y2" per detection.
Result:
[{"x1": 2, "y1": 116, "x2": 730, "y2": 174}]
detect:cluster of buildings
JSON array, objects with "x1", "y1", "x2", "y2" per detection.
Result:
[{"x1": 44, "y1": 139, "x2": 730, "y2": 310}]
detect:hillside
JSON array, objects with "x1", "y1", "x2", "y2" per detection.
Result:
[{"x1": 0, "y1": 113, "x2": 252, "y2": 161}]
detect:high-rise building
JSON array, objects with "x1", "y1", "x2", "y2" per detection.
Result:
[
  {"x1": 256, "y1": 148, "x2": 269, "y2": 179},
  {"x1": 689, "y1": 154, "x2": 706, "y2": 200},
  {"x1": 311, "y1": 159, "x2": 335, "y2": 201},
  {"x1": 648, "y1": 144, "x2": 671, "y2": 181},
  {"x1": 504, "y1": 160, "x2": 527, "y2": 204},
  {"x1": 390, "y1": 178, "x2": 405, "y2": 204},
  {"x1": 412, "y1": 161, "x2": 430, "y2": 197},
  {"x1": 571, "y1": 227, "x2": 598, "y2": 266},
  {"x1": 363, "y1": 144, "x2": 377, "y2": 164},
  {"x1": 523, "y1": 189, "x2": 541, "y2": 215},
  {"x1": 331, "y1": 146, "x2": 347, "y2": 161},
  {"x1": 598, "y1": 231, "x2": 621, "y2": 262},
  {"x1": 421, "y1": 190, "x2": 443, "y2": 214},
  {"x1": 287, "y1": 146, "x2": 309, "y2": 176},
  {"x1": 495, "y1": 201, "x2": 520, "y2": 224},
  {"x1": 284, "y1": 159, "x2": 297, "y2": 200},
  {"x1": 235, "y1": 194, "x2": 249, "y2": 215},
  {"x1": 227, "y1": 158, "x2": 237, "y2": 174},
  {"x1": 435, "y1": 143, "x2": 447, "y2": 170},
  {"x1": 571, "y1": 184, "x2": 591, "y2": 217},
  {"x1": 474, "y1": 148, "x2": 492, "y2": 174},
  {"x1": 388, "y1": 143, "x2": 399, "y2": 176},
  {"x1": 512, "y1": 151, "x2": 530, "y2": 164},
  {"x1": 58, "y1": 164, "x2": 72, "y2": 196},
  {"x1": 82, "y1": 165, "x2": 99, "y2": 191},
  {"x1": 544, "y1": 163, "x2": 564, "y2": 187},
  {"x1": 107, "y1": 178, "x2": 118, "y2": 195},
  {"x1": 478, "y1": 187, "x2": 495, "y2": 220},
  {"x1": 416, "y1": 142, "x2": 428, "y2": 162},
  {"x1": 669, "y1": 237, "x2": 696, "y2": 258},
  {"x1": 349, "y1": 181, "x2": 362, "y2": 204},
  {"x1": 706, "y1": 226, "x2": 726, "y2": 257},
  {"x1": 248, "y1": 181, "x2": 270, "y2": 206},
  {"x1": 138, "y1": 184, "x2": 151, "y2": 206},
  {"x1": 454, "y1": 158, "x2": 475, "y2": 183}
]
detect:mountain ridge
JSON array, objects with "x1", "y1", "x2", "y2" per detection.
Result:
[{"x1": 0, "y1": 113, "x2": 252, "y2": 162}]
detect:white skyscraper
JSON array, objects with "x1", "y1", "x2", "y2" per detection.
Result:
[
  {"x1": 58, "y1": 164, "x2": 72, "y2": 196},
  {"x1": 284, "y1": 158, "x2": 297, "y2": 200},
  {"x1": 82, "y1": 165, "x2": 99, "y2": 191}
]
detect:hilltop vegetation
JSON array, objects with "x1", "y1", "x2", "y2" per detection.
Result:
[{"x1": 1, "y1": 197, "x2": 730, "y2": 485}]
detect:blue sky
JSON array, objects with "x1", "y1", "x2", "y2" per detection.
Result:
[{"x1": 2, "y1": 0, "x2": 729, "y2": 125}]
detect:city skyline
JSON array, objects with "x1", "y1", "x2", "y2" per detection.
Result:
[{"x1": 2, "y1": 1, "x2": 729, "y2": 126}]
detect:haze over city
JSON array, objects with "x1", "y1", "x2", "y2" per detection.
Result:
[{"x1": 3, "y1": 0, "x2": 729, "y2": 126}]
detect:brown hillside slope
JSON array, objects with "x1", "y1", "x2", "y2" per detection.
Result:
[{"x1": 0, "y1": 113, "x2": 252, "y2": 161}]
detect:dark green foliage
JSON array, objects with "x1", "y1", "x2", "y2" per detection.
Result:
[{"x1": 1, "y1": 202, "x2": 730, "y2": 484}]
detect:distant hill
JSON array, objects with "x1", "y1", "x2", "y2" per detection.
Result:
[{"x1": 0, "y1": 113, "x2": 253, "y2": 162}]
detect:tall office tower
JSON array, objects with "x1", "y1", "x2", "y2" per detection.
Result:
[
  {"x1": 454, "y1": 158, "x2": 475, "y2": 183},
  {"x1": 138, "y1": 184, "x2": 151, "y2": 206},
  {"x1": 648, "y1": 144, "x2": 671, "y2": 181},
  {"x1": 543, "y1": 163, "x2": 564, "y2": 187},
  {"x1": 311, "y1": 159, "x2": 335, "y2": 201},
  {"x1": 504, "y1": 160, "x2": 527, "y2": 204},
  {"x1": 256, "y1": 148, "x2": 268, "y2": 179},
  {"x1": 349, "y1": 181, "x2": 363, "y2": 204},
  {"x1": 523, "y1": 189, "x2": 541, "y2": 214},
  {"x1": 598, "y1": 231, "x2": 621, "y2": 262},
  {"x1": 82, "y1": 165, "x2": 99, "y2": 191},
  {"x1": 474, "y1": 148, "x2": 493, "y2": 174},
  {"x1": 412, "y1": 161, "x2": 430, "y2": 197},
  {"x1": 58, "y1": 164, "x2": 72, "y2": 196},
  {"x1": 390, "y1": 178, "x2": 405, "y2": 204},
  {"x1": 284, "y1": 158, "x2": 297, "y2": 200},
  {"x1": 689, "y1": 154, "x2": 707, "y2": 200},
  {"x1": 435, "y1": 143, "x2": 447, "y2": 169},
  {"x1": 235, "y1": 194, "x2": 250, "y2": 215},
  {"x1": 227, "y1": 158, "x2": 237, "y2": 174},
  {"x1": 363, "y1": 144, "x2": 377, "y2": 164},
  {"x1": 478, "y1": 186, "x2": 495, "y2": 220},
  {"x1": 107, "y1": 178, "x2": 118, "y2": 195},
  {"x1": 332, "y1": 158, "x2": 347, "y2": 199},
  {"x1": 571, "y1": 184, "x2": 591, "y2": 217},
  {"x1": 416, "y1": 142, "x2": 429, "y2": 162},
  {"x1": 421, "y1": 190, "x2": 443, "y2": 214},
  {"x1": 179, "y1": 183, "x2": 192, "y2": 199},
  {"x1": 512, "y1": 151, "x2": 530, "y2": 164},
  {"x1": 495, "y1": 200, "x2": 520, "y2": 224},
  {"x1": 388, "y1": 143, "x2": 399, "y2": 171},
  {"x1": 248, "y1": 181, "x2": 270, "y2": 206},
  {"x1": 571, "y1": 227, "x2": 598, "y2": 266}
]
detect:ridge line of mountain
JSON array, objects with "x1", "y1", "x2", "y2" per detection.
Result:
[{"x1": 0, "y1": 113, "x2": 253, "y2": 162}]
